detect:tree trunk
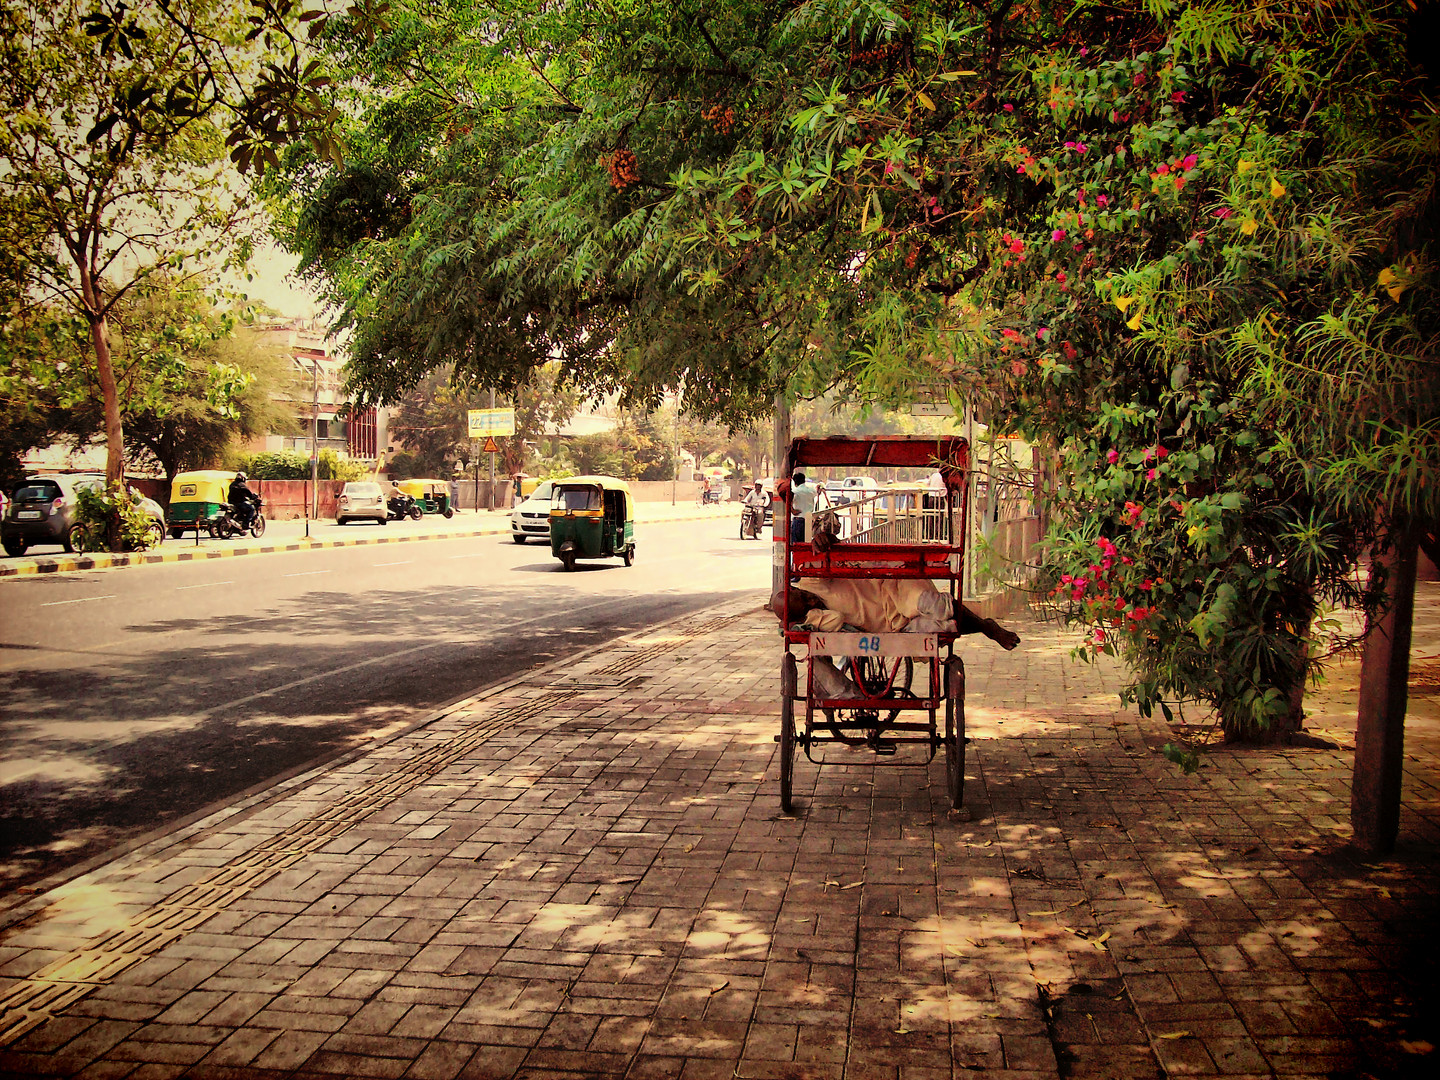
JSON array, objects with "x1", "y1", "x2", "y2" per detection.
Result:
[{"x1": 1351, "y1": 528, "x2": 1419, "y2": 855}]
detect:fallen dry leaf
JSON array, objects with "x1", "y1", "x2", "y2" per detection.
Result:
[
  {"x1": 708, "y1": 981, "x2": 729, "y2": 996},
  {"x1": 1157, "y1": 1031, "x2": 1193, "y2": 1040}
]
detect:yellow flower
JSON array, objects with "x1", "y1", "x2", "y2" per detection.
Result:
[
  {"x1": 1126, "y1": 311, "x2": 1143, "y2": 330},
  {"x1": 1239, "y1": 218, "x2": 1258, "y2": 236},
  {"x1": 1270, "y1": 177, "x2": 1286, "y2": 199},
  {"x1": 1237, "y1": 159, "x2": 1254, "y2": 174},
  {"x1": 1114, "y1": 295, "x2": 1135, "y2": 312}
]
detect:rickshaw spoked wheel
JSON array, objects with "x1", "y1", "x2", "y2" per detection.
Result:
[
  {"x1": 823, "y1": 656, "x2": 914, "y2": 745},
  {"x1": 944, "y1": 656, "x2": 966, "y2": 809},
  {"x1": 780, "y1": 652, "x2": 797, "y2": 812}
]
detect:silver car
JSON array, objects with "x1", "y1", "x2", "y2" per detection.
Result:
[
  {"x1": 337, "y1": 481, "x2": 388, "y2": 525},
  {"x1": 509, "y1": 480, "x2": 555, "y2": 543}
]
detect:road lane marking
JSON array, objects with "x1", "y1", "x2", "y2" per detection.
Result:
[
  {"x1": 40, "y1": 595, "x2": 117, "y2": 607},
  {"x1": 283, "y1": 570, "x2": 332, "y2": 578},
  {"x1": 373, "y1": 560, "x2": 413, "y2": 567},
  {"x1": 449, "y1": 553, "x2": 492, "y2": 558},
  {"x1": 175, "y1": 581, "x2": 234, "y2": 590},
  {"x1": 194, "y1": 595, "x2": 639, "y2": 720}
]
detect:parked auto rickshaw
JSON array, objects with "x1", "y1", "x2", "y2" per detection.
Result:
[
  {"x1": 548, "y1": 475, "x2": 635, "y2": 571},
  {"x1": 397, "y1": 478, "x2": 454, "y2": 518},
  {"x1": 165, "y1": 470, "x2": 236, "y2": 539}
]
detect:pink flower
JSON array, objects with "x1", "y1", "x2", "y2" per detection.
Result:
[
  {"x1": 1156, "y1": 163, "x2": 1170, "y2": 176},
  {"x1": 1017, "y1": 164, "x2": 1027, "y2": 175},
  {"x1": 1213, "y1": 207, "x2": 1233, "y2": 219},
  {"x1": 1146, "y1": 468, "x2": 1158, "y2": 480},
  {"x1": 1171, "y1": 91, "x2": 1186, "y2": 103},
  {"x1": 1051, "y1": 228, "x2": 1067, "y2": 242},
  {"x1": 1096, "y1": 194, "x2": 1110, "y2": 207},
  {"x1": 1003, "y1": 103, "x2": 1014, "y2": 113},
  {"x1": 1140, "y1": 579, "x2": 1154, "y2": 591},
  {"x1": 1182, "y1": 153, "x2": 1198, "y2": 170},
  {"x1": 1055, "y1": 270, "x2": 1068, "y2": 284},
  {"x1": 1106, "y1": 449, "x2": 1119, "y2": 464},
  {"x1": 1156, "y1": 446, "x2": 1169, "y2": 458},
  {"x1": 1092, "y1": 627, "x2": 1106, "y2": 645},
  {"x1": 884, "y1": 161, "x2": 895, "y2": 175},
  {"x1": 1008, "y1": 238, "x2": 1025, "y2": 254},
  {"x1": 1080, "y1": 47, "x2": 1089, "y2": 57}
]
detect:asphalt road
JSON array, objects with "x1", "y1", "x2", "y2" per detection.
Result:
[{"x1": 0, "y1": 519, "x2": 773, "y2": 896}]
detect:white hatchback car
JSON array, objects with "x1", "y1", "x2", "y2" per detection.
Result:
[
  {"x1": 337, "y1": 481, "x2": 388, "y2": 525},
  {"x1": 510, "y1": 480, "x2": 556, "y2": 543}
]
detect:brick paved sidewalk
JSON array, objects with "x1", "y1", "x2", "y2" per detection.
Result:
[{"x1": 0, "y1": 591, "x2": 1436, "y2": 1079}]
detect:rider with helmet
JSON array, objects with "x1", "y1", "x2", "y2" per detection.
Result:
[
  {"x1": 228, "y1": 472, "x2": 261, "y2": 529},
  {"x1": 741, "y1": 479, "x2": 769, "y2": 538}
]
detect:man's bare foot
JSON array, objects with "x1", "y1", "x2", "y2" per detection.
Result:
[{"x1": 987, "y1": 621, "x2": 1021, "y2": 651}]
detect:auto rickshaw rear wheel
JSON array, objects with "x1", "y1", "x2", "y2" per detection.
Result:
[
  {"x1": 561, "y1": 551, "x2": 576, "y2": 572},
  {"x1": 443, "y1": 507, "x2": 454, "y2": 519},
  {"x1": 623, "y1": 544, "x2": 634, "y2": 567},
  {"x1": 169, "y1": 527, "x2": 183, "y2": 540}
]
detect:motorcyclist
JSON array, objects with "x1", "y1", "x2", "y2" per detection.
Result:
[
  {"x1": 227, "y1": 473, "x2": 261, "y2": 528},
  {"x1": 741, "y1": 480, "x2": 768, "y2": 537}
]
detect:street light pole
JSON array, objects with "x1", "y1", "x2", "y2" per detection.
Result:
[{"x1": 307, "y1": 361, "x2": 319, "y2": 538}]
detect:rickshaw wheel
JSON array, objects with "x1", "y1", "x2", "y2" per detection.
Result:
[
  {"x1": 823, "y1": 656, "x2": 913, "y2": 744},
  {"x1": 623, "y1": 544, "x2": 634, "y2": 567},
  {"x1": 169, "y1": 527, "x2": 184, "y2": 540},
  {"x1": 944, "y1": 656, "x2": 966, "y2": 809},
  {"x1": 561, "y1": 552, "x2": 576, "y2": 572},
  {"x1": 443, "y1": 507, "x2": 454, "y2": 519},
  {"x1": 780, "y1": 652, "x2": 797, "y2": 812}
]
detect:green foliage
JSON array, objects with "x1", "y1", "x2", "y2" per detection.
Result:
[
  {"x1": 318, "y1": 450, "x2": 369, "y2": 482},
  {"x1": 267, "y1": 0, "x2": 1435, "y2": 740},
  {"x1": 72, "y1": 482, "x2": 157, "y2": 553},
  {"x1": 234, "y1": 450, "x2": 309, "y2": 479}
]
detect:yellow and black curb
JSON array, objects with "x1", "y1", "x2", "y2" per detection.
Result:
[
  {"x1": 0, "y1": 507, "x2": 727, "y2": 579},
  {"x1": 0, "y1": 524, "x2": 511, "y2": 578}
]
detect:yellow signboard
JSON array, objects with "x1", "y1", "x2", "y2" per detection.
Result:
[{"x1": 467, "y1": 408, "x2": 515, "y2": 437}]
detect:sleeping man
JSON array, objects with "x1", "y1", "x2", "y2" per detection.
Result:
[{"x1": 770, "y1": 578, "x2": 1021, "y2": 650}]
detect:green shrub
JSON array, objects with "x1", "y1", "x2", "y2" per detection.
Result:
[{"x1": 73, "y1": 482, "x2": 157, "y2": 553}]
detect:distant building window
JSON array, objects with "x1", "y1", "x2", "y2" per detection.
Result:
[{"x1": 316, "y1": 419, "x2": 329, "y2": 440}]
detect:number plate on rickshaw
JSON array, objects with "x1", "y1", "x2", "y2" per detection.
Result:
[{"x1": 808, "y1": 633, "x2": 937, "y2": 657}]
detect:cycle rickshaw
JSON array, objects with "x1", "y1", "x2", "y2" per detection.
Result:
[{"x1": 776, "y1": 435, "x2": 971, "y2": 813}]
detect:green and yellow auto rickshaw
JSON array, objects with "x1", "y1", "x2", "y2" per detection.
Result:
[
  {"x1": 548, "y1": 475, "x2": 635, "y2": 571},
  {"x1": 397, "y1": 478, "x2": 454, "y2": 518},
  {"x1": 165, "y1": 469, "x2": 235, "y2": 539}
]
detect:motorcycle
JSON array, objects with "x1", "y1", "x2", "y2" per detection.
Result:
[
  {"x1": 212, "y1": 498, "x2": 266, "y2": 540},
  {"x1": 740, "y1": 501, "x2": 766, "y2": 540},
  {"x1": 387, "y1": 492, "x2": 423, "y2": 521}
]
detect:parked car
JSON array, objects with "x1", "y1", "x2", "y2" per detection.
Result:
[
  {"x1": 337, "y1": 481, "x2": 388, "y2": 525},
  {"x1": 1, "y1": 474, "x2": 164, "y2": 556},
  {"x1": 510, "y1": 479, "x2": 556, "y2": 543}
]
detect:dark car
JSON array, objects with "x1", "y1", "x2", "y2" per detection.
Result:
[
  {"x1": 1, "y1": 474, "x2": 165, "y2": 557},
  {"x1": 2, "y1": 475, "x2": 86, "y2": 556}
]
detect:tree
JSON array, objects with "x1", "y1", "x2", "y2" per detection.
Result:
[
  {"x1": 0, "y1": 0, "x2": 346, "y2": 544},
  {"x1": 272, "y1": 1, "x2": 1436, "y2": 743},
  {"x1": 111, "y1": 283, "x2": 300, "y2": 481}
]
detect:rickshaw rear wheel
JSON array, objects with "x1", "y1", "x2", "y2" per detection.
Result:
[
  {"x1": 561, "y1": 552, "x2": 576, "y2": 572},
  {"x1": 944, "y1": 656, "x2": 966, "y2": 809},
  {"x1": 443, "y1": 507, "x2": 454, "y2": 519},
  {"x1": 823, "y1": 656, "x2": 914, "y2": 744},
  {"x1": 780, "y1": 652, "x2": 797, "y2": 812},
  {"x1": 623, "y1": 544, "x2": 634, "y2": 567},
  {"x1": 169, "y1": 527, "x2": 183, "y2": 540}
]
